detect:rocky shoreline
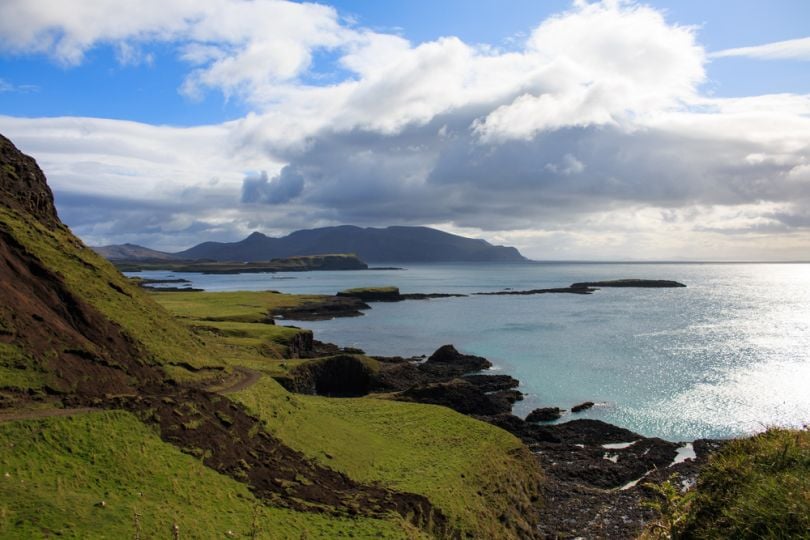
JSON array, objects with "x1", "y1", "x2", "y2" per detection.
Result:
[{"x1": 271, "y1": 338, "x2": 713, "y2": 539}]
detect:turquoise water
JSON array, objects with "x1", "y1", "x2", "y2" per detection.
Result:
[{"x1": 131, "y1": 263, "x2": 810, "y2": 441}]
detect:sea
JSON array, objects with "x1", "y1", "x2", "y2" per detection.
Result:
[{"x1": 129, "y1": 262, "x2": 810, "y2": 442}]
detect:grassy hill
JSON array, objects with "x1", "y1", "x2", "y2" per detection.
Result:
[{"x1": 0, "y1": 132, "x2": 546, "y2": 538}]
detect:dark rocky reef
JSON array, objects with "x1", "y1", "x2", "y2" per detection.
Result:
[
  {"x1": 271, "y1": 296, "x2": 370, "y2": 321},
  {"x1": 571, "y1": 401, "x2": 595, "y2": 413},
  {"x1": 526, "y1": 407, "x2": 563, "y2": 422},
  {"x1": 476, "y1": 279, "x2": 686, "y2": 296},
  {"x1": 571, "y1": 279, "x2": 686, "y2": 288},
  {"x1": 337, "y1": 286, "x2": 466, "y2": 302},
  {"x1": 397, "y1": 379, "x2": 513, "y2": 415},
  {"x1": 476, "y1": 286, "x2": 596, "y2": 296}
]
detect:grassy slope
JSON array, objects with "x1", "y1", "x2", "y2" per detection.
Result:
[
  {"x1": 150, "y1": 290, "x2": 322, "y2": 323},
  {"x1": 153, "y1": 289, "x2": 543, "y2": 536},
  {"x1": 0, "y1": 410, "x2": 418, "y2": 539},
  {"x1": 0, "y1": 207, "x2": 218, "y2": 374},
  {"x1": 233, "y1": 376, "x2": 543, "y2": 538},
  {"x1": 150, "y1": 290, "x2": 314, "y2": 367},
  {"x1": 679, "y1": 428, "x2": 809, "y2": 539}
]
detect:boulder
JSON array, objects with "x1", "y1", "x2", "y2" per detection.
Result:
[
  {"x1": 571, "y1": 401, "x2": 594, "y2": 413},
  {"x1": 526, "y1": 407, "x2": 563, "y2": 422},
  {"x1": 421, "y1": 345, "x2": 492, "y2": 377}
]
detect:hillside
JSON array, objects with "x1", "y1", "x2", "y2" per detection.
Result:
[
  {"x1": 0, "y1": 132, "x2": 544, "y2": 538},
  {"x1": 174, "y1": 225, "x2": 528, "y2": 263},
  {"x1": 93, "y1": 243, "x2": 177, "y2": 261}
]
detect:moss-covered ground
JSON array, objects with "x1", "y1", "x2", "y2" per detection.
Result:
[
  {"x1": 150, "y1": 290, "x2": 316, "y2": 372},
  {"x1": 233, "y1": 375, "x2": 543, "y2": 537},
  {"x1": 0, "y1": 410, "x2": 420, "y2": 539},
  {"x1": 0, "y1": 207, "x2": 219, "y2": 374},
  {"x1": 677, "y1": 427, "x2": 810, "y2": 539}
]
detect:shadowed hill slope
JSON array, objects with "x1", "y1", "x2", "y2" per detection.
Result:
[{"x1": 174, "y1": 225, "x2": 528, "y2": 263}]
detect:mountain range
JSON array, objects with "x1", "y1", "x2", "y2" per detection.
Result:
[{"x1": 95, "y1": 225, "x2": 528, "y2": 263}]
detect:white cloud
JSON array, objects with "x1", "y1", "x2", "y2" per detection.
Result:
[
  {"x1": 0, "y1": 0, "x2": 351, "y2": 100},
  {"x1": 0, "y1": 77, "x2": 39, "y2": 93},
  {"x1": 1, "y1": 1, "x2": 809, "y2": 260},
  {"x1": 712, "y1": 36, "x2": 810, "y2": 61},
  {"x1": 474, "y1": 1, "x2": 704, "y2": 141}
]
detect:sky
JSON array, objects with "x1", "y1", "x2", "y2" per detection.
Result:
[{"x1": 0, "y1": 0, "x2": 809, "y2": 260}]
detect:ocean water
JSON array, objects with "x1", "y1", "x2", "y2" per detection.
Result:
[{"x1": 131, "y1": 263, "x2": 810, "y2": 441}]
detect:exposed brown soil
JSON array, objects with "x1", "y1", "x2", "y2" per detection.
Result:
[
  {"x1": 0, "y1": 406, "x2": 98, "y2": 423},
  {"x1": 102, "y1": 385, "x2": 448, "y2": 533},
  {"x1": 0, "y1": 226, "x2": 159, "y2": 398},
  {"x1": 216, "y1": 367, "x2": 262, "y2": 394},
  {"x1": 0, "y1": 133, "x2": 60, "y2": 228}
]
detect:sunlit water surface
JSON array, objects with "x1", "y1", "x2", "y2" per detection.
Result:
[{"x1": 131, "y1": 263, "x2": 810, "y2": 441}]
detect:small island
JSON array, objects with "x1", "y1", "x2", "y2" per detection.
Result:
[{"x1": 114, "y1": 253, "x2": 369, "y2": 274}]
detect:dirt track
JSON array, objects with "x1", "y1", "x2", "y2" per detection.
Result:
[
  {"x1": 0, "y1": 407, "x2": 99, "y2": 423},
  {"x1": 217, "y1": 367, "x2": 261, "y2": 394}
]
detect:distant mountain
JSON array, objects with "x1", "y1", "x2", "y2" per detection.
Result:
[
  {"x1": 175, "y1": 226, "x2": 528, "y2": 263},
  {"x1": 93, "y1": 243, "x2": 177, "y2": 261}
]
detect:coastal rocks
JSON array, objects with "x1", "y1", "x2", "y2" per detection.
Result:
[
  {"x1": 421, "y1": 344, "x2": 492, "y2": 376},
  {"x1": 476, "y1": 287, "x2": 596, "y2": 296},
  {"x1": 284, "y1": 330, "x2": 314, "y2": 358},
  {"x1": 275, "y1": 355, "x2": 376, "y2": 397},
  {"x1": 526, "y1": 407, "x2": 563, "y2": 422},
  {"x1": 270, "y1": 296, "x2": 369, "y2": 321},
  {"x1": 371, "y1": 347, "x2": 505, "y2": 394},
  {"x1": 481, "y1": 414, "x2": 561, "y2": 444},
  {"x1": 571, "y1": 401, "x2": 594, "y2": 413},
  {"x1": 542, "y1": 419, "x2": 638, "y2": 445},
  {"x1": 570, "y1": 279, "x2": 686, "y2": 288},
  {"x1": 396, "y1": 379, "x2": 512, "y2": 416},
  {"x1": 462, "y1": 374, "x2": 520, "y2": 393},
  {"x1": 474, "y1": 278, "x2": 687, "y2": 296},
  {"x1": 337, "y1": 286, "x2": 467, "y2": 302}
]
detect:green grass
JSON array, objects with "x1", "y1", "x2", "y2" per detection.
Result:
[
  {"x1": 0, "y1": 343, "x2": 46, "y2": 391},
  {"x1": 676, "y1": 428, "x2": 810, "y2": 539},
  {"x1": 233, "y1": 376, "x2": 544, "y2": 538},
  {"x1": 151, "y1": 290, "x2": 317, "y2": 370},
  {"x1": 150, "y1": 290, "x2": 327, "y2": 323},
  {"x1": 0, "y1": 207, "x2": 219, "y2": 373},
  {"x1": 339, "y1": 287, "x2": 399, "y2": 295},
  {"x1": 0, "y1": 410, "x2": 423, "y2": 539}
]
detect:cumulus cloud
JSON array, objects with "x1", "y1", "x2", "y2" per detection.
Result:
[
  {"x1": 1, "y1": 1, "x2": 809, "y2": 259},
  {"x1": 0, "y1": 0, "x2": 350, "y2": 100}
]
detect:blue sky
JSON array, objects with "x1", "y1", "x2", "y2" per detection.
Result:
[
  {"x1": 2, "y1": 1, "x2": 808, "y2": 125},
  {"x1": 1, "y1": 1, "x2": 809, "y2": 259}
]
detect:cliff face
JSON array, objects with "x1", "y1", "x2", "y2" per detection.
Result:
[
  {"x1": 0, "y1": 135, "x2": 161, "y2": 397},
  {"x1": 0, "y1": 134, "x2": 60, "y2": 228}
]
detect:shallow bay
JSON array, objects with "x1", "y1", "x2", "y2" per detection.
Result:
[{"x1": 131, "y1": 262, "x2": 810, "y2": 441}]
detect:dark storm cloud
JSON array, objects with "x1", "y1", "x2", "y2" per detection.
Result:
[
  {"x1": 242, "y1": 109, "x2": 810, "y2": 232},
  {"x1": 241, "y1": 166, "x2": 305, "y2": 204}
]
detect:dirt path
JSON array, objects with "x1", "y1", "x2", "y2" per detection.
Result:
[
  {"x1": 0, "y1": 407, "x2": 99, "y2": 423},
  {"x1": 217, "y1": 367, "x2": 262, "y2": 394}
]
